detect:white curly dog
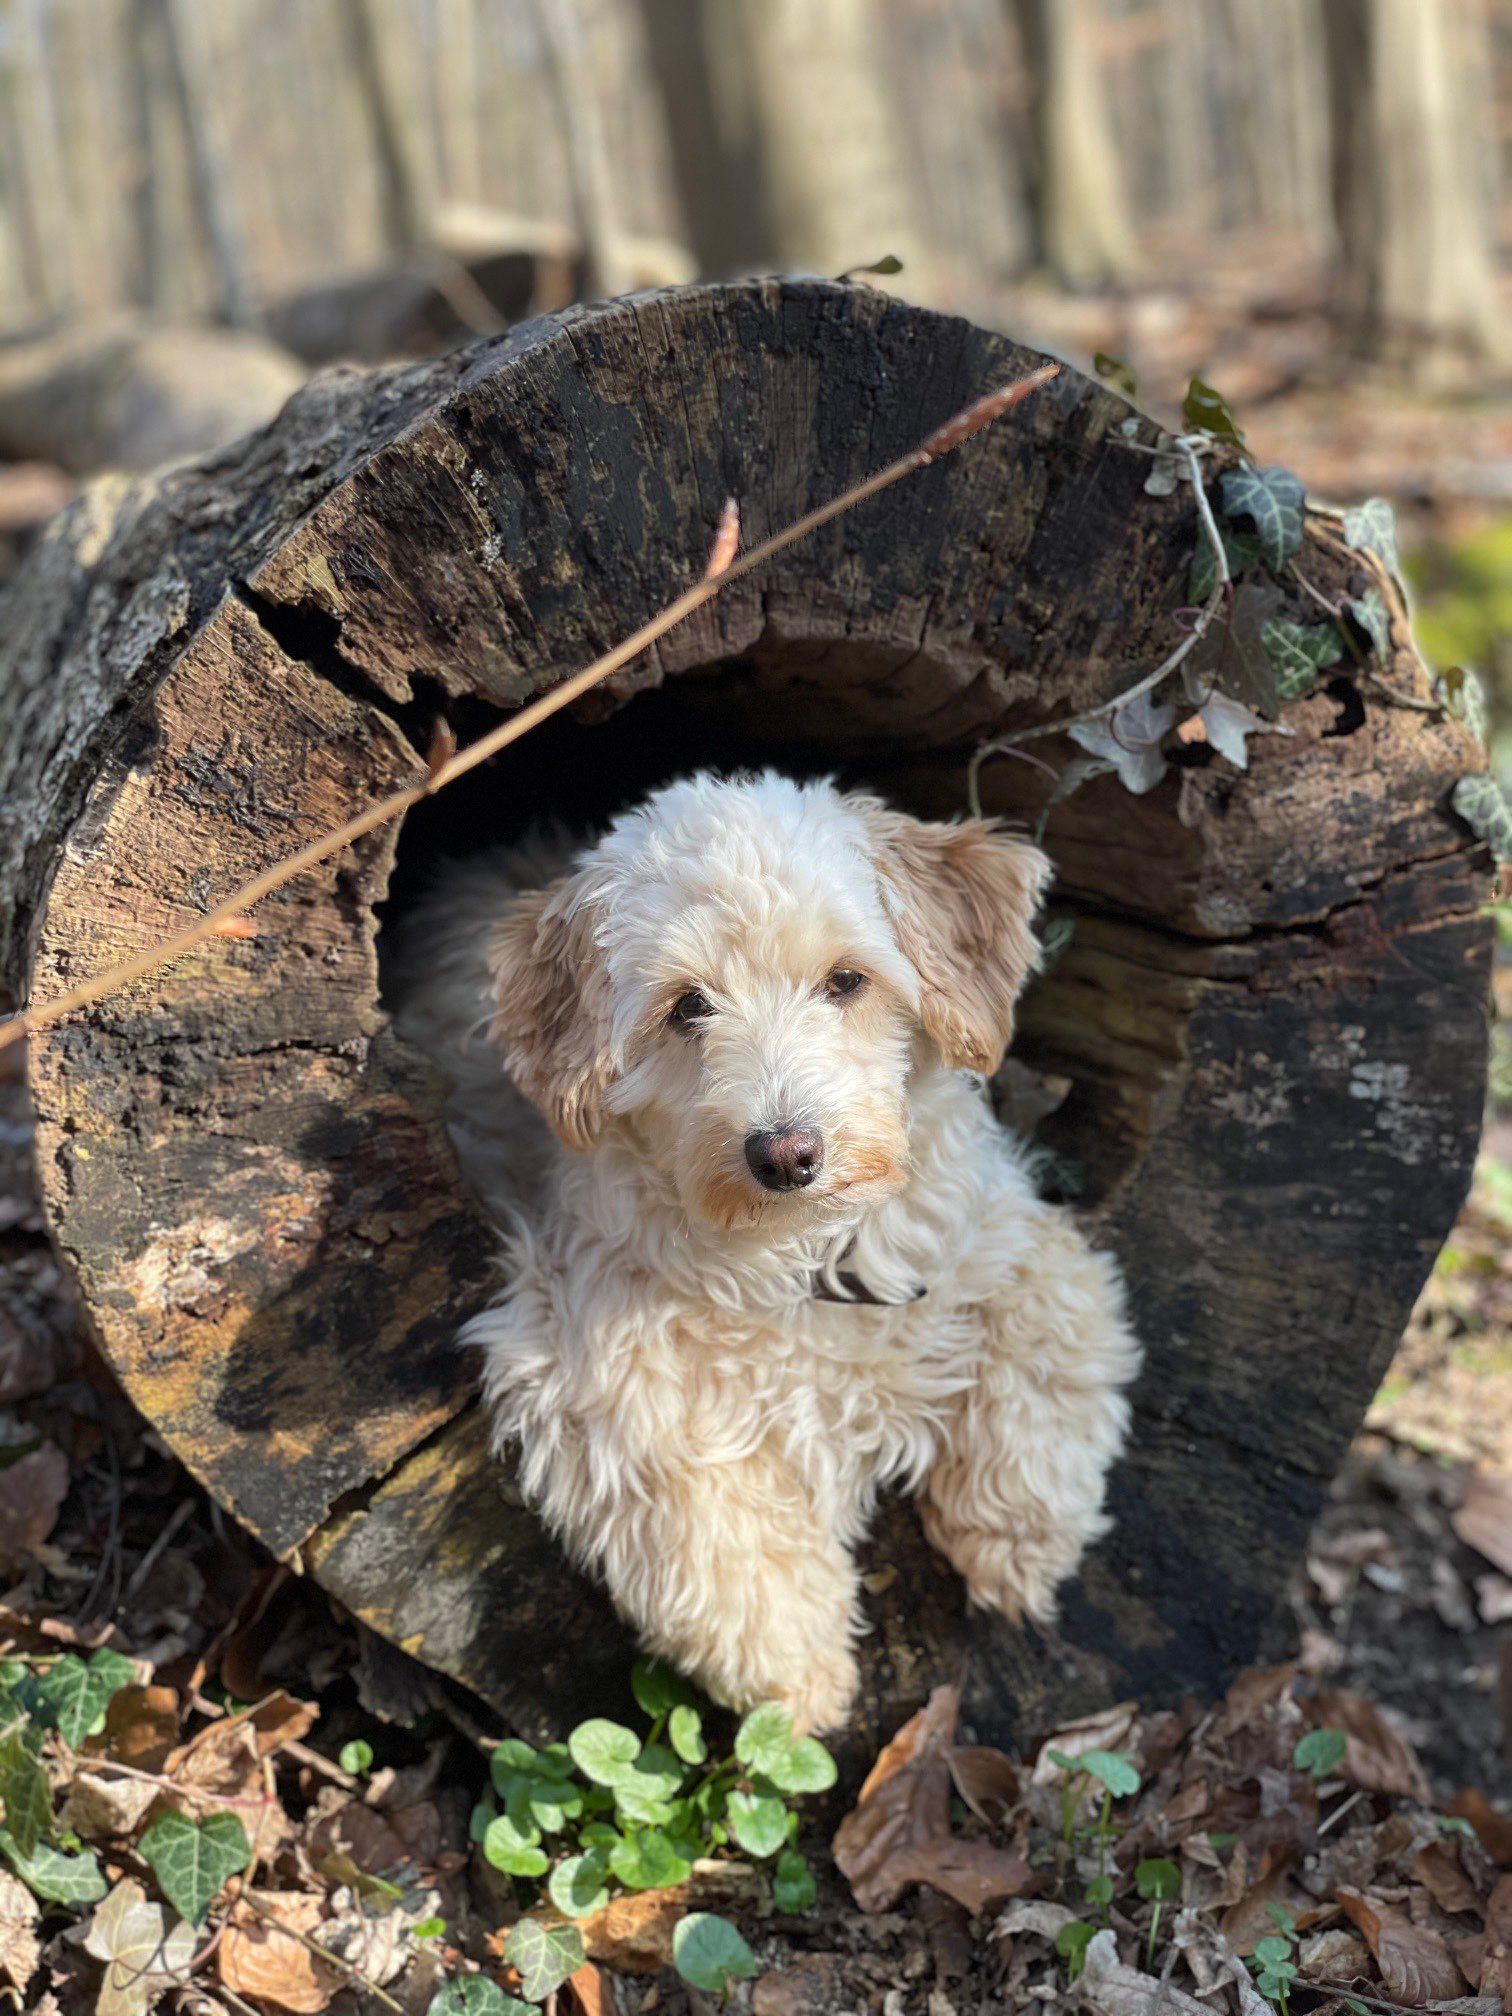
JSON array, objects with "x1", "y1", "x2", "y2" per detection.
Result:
[{"x1": 393, "y1": 772, "x2": 1141, "y2": 1731}]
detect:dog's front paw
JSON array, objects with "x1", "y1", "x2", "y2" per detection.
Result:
[
  {"x1": 927, "y1": 1519, "x2": 1077, "y2": 1629},
  {"x1": 773, "y1": 1644, "x2": 860, "y2": 1737}
]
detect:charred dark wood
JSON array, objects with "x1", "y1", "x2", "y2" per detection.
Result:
[{"x1": 0, "y1": 278, "x2": 1489, "y2": 1758}]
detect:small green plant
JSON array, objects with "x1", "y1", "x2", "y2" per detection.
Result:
[
  {"x1": 1292, "y1": 1728, "x2": 1346, "y2": 1780},
  {"x1": 1056, "y1": 1918, "x2": 1097, "y2": 1981},
  {"x1": 1254, "y1": 1903, "x2": 1300, "y2": 2014},
  {"x1": 339, "y1": 1738, "x2": 375, "y2": 1777},
  {"x1": 467, "y1": 1660, "x2": 831, "y2": 2004},
  {"x1": 1135, "y1": 1856, "x2": 1180, "y2": 1963},
  {"x1": 1046, "y1": 1747, "x2": 1142, "y2": 1925}
]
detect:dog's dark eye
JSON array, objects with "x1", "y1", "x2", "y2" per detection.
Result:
[
  {"x1": 670, "y1": 989, "x2": 713, "y2": 1028},
  {"x1": 825, "y1": 968, "x2": 867, "y2": 1001}
]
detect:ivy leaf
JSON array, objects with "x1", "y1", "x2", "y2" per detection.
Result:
[
  {"x1": 1219, "y1": 465, "x2": 1305, "y2": 572},
  {"x1": 83, "y1": 1879, "x2": 196, "y2": 2016},
  {"x1": 1093, "y1": 353, "x2": 1138, "y2": 400},
  {"x1": 0, "y1": 1725, "x2": 51, "y2": 1859},
  {"x1": 1440, "y1": 666, "x2": 1489, "y2": 744},
  {"x1": 34, "y1": 1651, "x2": 137, "y2": 1750},
  {"x1": 668, "y1": 1706, "x2": 706, "y2": 1766},
  {"x1": 1342, "y1": 497, "x2": 1401, "y2": 581},
  {"x1": 502, "y1": 1918, "x2": 583, "y2": 2003},
  {"x1": 630, "y1": 1659, "x2": 697, "y2": 1720},
  {"x1": 138, "y1": 1811, "x2": 251, "y2": 1925},
  {"x1": 672, "y1": 1912, "x2": 758, "y2": 1996},
  {"x1": 726, "y1": 1790, "x2": 788, "y2": 1859},
  {"x1": 1190, "y1": 525, "x2": 1263, "y2": 603},
  {"x1": 1261, "y1": 618, "x2": 1344, "y2": 699},
  {"x1": 428, "y1": 1978, "x2": 532, "y2": 2016},
  {"x1": 0, "y1": 1827, "x2": 107, "y2": 1906},
  {"x1": 484, "y1": 1809, "x2": 548, "y2": 1878},
  {"x1": 734, "y1": 1704, "x2": 795, "y2": 1777},
  {"x1": 762, "y1": 1737, "x2": 836, "y2": 1796},
  {"x1": 1451, "y1": 775, "x2": 1512, "y2": 861},
  {"x1": 1182, "y1": 377, "x2": 1246, "y2": 447},
  {"x1": 1068, "y1": 692, "x2": 1176, "y2": 796},
  {"x1": 1346, "y1": 588, "x2": 1391, "y2": 660},
  {"x1": 567, "y1": 1720, "x2": 640, "y2": 1787},
  {"x1": 609, "y1": 1828, "x2": 691, "y2": 1892},
  {"x1": 773, "y1": 1848, "x2": 817, "y2": 1913},
  {"x1": 548, "y1": 1850, "x2": 611, "y2": 1919},
  {"x1": 1185, "y1": 580, "x2": 1285, "y2": 717}
]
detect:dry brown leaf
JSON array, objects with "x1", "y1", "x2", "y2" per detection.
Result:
[
  {"x1": 0, "y1": 1442, "x2": 68, "y2": 1564},
  {"x1": 1216, "y1": 1664, "x2": 1298, "y2": 1738},
  {"x1": 1298, "y1": 1928, "x2": 1370, "y2": 1985},
  {"x1": 306, "y1": 1796, "x2": 410, "y2": 1876},
  {"x1": 0, "y1": 1868, "x2": 39, "y2": 1995},
  {"x1": 993, "y1": 1899, "x2": 1078, "y2": 1943},
  {"x1": 834, "y1": 1689, "x2": 955, "y2": 1910},
  {"x1": 1451, "y1": 1470, "x2": 1512, "y2": 1579},
  {"x1": 246, "y1": 1692, "x2": 318, "y2": 1759},
  {"x1": 1078, "y1": 1928, "x2": 1215, "y2": 2016},
  {"x1": 1447, "y1": 1790, "x2": 1512, "y2": 1867},
  {"x1": 220, "y1": 1893, "x2": 339, "y2": 2014},
  {"x1": 101, "y1": 1686, "x2": 181, "y2": 1773},
  {"x1": 1220, "y1": 1858, "x2": 1329, "y2": 1955},
  {"x1": 886, "y1": 1836, "x2": 1033, "y2": 1915},
  {"x1": 579, "y1": 1861, "x2": 765, "y2": 1974},
  {"x1": 563, "y1": 1960, "x2": 614, "y2": 2016},
  {"x1": 1411, "y1": 1841, "x2": 1481, "y2": 1917},
  {"x1": 1305, "y1": 1690, "x2": 1430, "y2": 1802},
  {"x1": 1030, "y1": 1700, "x2": 1141, "y2": 1782},
  {"x1": 59, "y1": 1769, "x2": 159, "y2": 1841},
  {"x1": 1479, "y1": 1875, "x2": 1512, "y2": 2002},
  {"x1": 1338, "y1": 1889, "x2": 1467, "y2": 2006},
  {"x1": 168, "y1": 1719, "x2": 289, "y2": 1863},
  {"x1": 947, "y1": 1745, "x2": 1020, "y2": 1825}
]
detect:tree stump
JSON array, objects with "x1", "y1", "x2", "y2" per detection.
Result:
[{"x1": 0, "y1": 279, "x2": 1490, "y2": 1755}]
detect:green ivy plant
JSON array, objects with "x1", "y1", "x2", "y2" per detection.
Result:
[{"x1": 462, "y1": 1660, "x2": 832, "y2": 2006}]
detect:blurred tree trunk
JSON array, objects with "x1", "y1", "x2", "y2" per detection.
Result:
[
  {"x1": 1323, "y1": 0, "x2": 1503, "y2": 373},
  {"x1": 156, "y1": 0, "x2": 258, "y2": 325},
  {"x1": 1010, "y1": 0, "x2": 1134, "y2": 287},
  {"x1": 522, "y1": 0, "x2": 634, "y2": 297},
  {"x1": 637, "y1": 0, "x2": 929, "y2": 287},
  {"x1": 342, "y1": 0, "x2": 436, "y2": 251}
]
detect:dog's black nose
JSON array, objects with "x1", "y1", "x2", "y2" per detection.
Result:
[{"x1": 744, "y1": 1125, "x2": 824, "y2": 1191}]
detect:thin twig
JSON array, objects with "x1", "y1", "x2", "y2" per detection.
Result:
[
  {"x1": 118, "y1": 1496, "x2": 197, "y2": 1612},
  {"x1": 0, "y1": 362, "x2": 1061, "y2": 1056},
  {"x1": 1316, "y1": 1786, "x2": 1367, "y2": 1837},
  {"x1": 82, "y1": 1756, "x2": 280, "y2": 1814},
  {"x1": 239, "y1": 1891, "x2": 408, "y2": 2016}
]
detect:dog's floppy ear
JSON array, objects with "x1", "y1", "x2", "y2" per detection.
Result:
[
  {"x1": 865, "y1": 808, "x2": 1051, "y2": 1075},
  {"x1": 486, "y1": 874, "x2": 615, "y2": 1149}
]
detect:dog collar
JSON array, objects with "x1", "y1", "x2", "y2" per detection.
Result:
[{"x1": 810, "y1": 1239, "x2": 927, "y2": 1306}]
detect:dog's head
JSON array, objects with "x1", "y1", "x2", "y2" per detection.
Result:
[{"x1": 487, "y1": 774, "x2": 1048, "y2": 1235}]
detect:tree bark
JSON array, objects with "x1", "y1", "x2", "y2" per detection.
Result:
[
  {"x1": 1323, "y1": 0, "x2": 1504, "y2": 374},
  {"x1": 0, "y1": 280, "x2": 1489, "y2": 1760}
]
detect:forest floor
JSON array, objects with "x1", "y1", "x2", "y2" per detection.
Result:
[{"x1": 2, "y1": 292, "x2": 1510, "y2": 2014}]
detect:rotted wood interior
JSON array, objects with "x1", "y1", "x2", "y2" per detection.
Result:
[{"x1": 0, "y1": 278, "x2": 1490, "y2": 1757}]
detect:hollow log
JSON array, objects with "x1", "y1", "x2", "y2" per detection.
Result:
[{"x1": 0, "y1": 279, "x2": 1490, "y2": 1756}]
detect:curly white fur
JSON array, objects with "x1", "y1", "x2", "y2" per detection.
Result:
[{"x1": 391, "y1": 772, "x2": 1141, "y2": 1731}]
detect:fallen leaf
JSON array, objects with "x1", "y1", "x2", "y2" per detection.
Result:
[
  {"x1": 1479, "y1": 1875, "x2": 1512, "y2": 2002},
  {"x1": 1453, "y1": 1471, "x2": 1512, "y2": 1579},
  {"x1": 856, "y1": 1684, "x2": 958, "y2": 1805},
  {"x1": 59, "y1": 1769, "x2": 159, "y2": 1840},
  {"x1": 305, "y1": 1795, "x2": 410, "y2": 1876},
  {"x1": 1079, "y1": 1927, "x2": 1215, "y2": 2016},
  {"x1": 1298, "y1": 1928, "x2": 1370, "y2": 1985},
  {"x1": 947, "y1": 1745, "x2": 1020, "y2": 1825},
  {"x1": 169, "y1": 1718, "x2": 288, "y2": 1864},
  {"x1": 220, "y1": 1893, "x2": 339, "y2": 2014},
  {"x1": 0, "y1": 1443, "x2": 68, "y2": 1564},
  {"x1": 1305, "y1": 1690, "x2": 1430, "y2": 1802},
  {"x1": 563, "y1": 1960, "x2": 614, "y2": 2016},
  {"x1": 101, "y1": 1687, "x2": 181, "y2": 1774},
  {"x1": 578, "y1": 1861, "x2": 765, "y2": 1974},
  {"x1": 1339, "y1": 1890, "x2": 1466, "y2": 2005},
  {"x1": 1217, "y1": 1664, "x2": 1299, "y2": 1738},
  {"x1": 82, "y1": 1879, "x2": 196, "y2": 2016},
  {"x1": 834, "y1": 1690, "x2": 954, "y2": 1910},
  {"x1": 993, "y1": 1899, "x2": 1078, "y2": 1943},
  {"x1": 246, "y1": 1692, "x2": 318, "y2": 1759},
  {"x1": 891, "y1": 1836, "x2": 1032, "y2": 1914},
  {"x1": 0, "y1": 1867, "x2": 39, "y2": 1994},
  {"x1": 1030, "y1": 1701, "x2": 1142, "y2": 1783},
  {"x1": 1220, "y1": 1857, "x2": 1329, "y2": 1955},
  {"x1": 1447, "y1": 1790, "x2": 1512, "y2": 1866},
  {"x1": 1411, "y1": 1841, "x2": 1481, "y2": 1917},
  {"x1": 1068, "y1": 693, "x2": 1175, "y2": 796}
]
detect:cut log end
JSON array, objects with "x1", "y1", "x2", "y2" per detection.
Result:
[{"x1": 0, "y1": 278, "x2": 1490, "y2": 1756}]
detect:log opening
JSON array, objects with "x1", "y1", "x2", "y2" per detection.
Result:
[{"x1": 0, "y1": 277, "x2": 1490, "y2": 1754}]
